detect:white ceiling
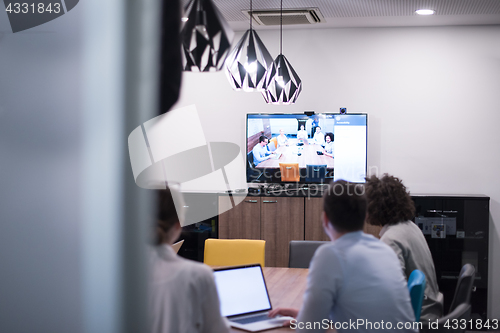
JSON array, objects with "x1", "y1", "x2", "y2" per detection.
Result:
[{"x1": 184, "y1": 0, "x2": 500, "y2": 31}]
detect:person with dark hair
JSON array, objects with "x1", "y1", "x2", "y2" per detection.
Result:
[
  {"x1": 252, "y1": 135, "x2": 274, "y2": 165},
  {"x1": 269, "y1": 180, "x2": 417, "y2": 333},
  {"x1": 149, "y1": 188, "x2": 229, "y2": 333},
  {"x1": 365, "y1": 174, "x2": 443, "y2": 321},
  {"x1": 311, "y1": 116, "x2": 320, "y2": 138},
  {"x1": 323, "y1": 132, "x2": 334, "y2": 157}
]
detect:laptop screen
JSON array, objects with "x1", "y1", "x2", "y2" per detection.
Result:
[{"x1": 213, "y1": 265, "x2": 272, "y2": 317}]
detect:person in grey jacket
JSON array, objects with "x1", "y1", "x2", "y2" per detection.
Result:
[{"x1": 365, "y1": 174, "x2": 444, "y2": 321}]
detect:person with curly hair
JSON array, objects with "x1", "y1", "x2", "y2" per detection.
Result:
[
  {"x1": 365, "y1": 174, "x2": 443, "y2": 321},
  {"x1": 149, "y1": 187, "x2": 229, "y2": 333},
  {"x1": 323, "y1": 133, "x2": 334, "y2": 157}
]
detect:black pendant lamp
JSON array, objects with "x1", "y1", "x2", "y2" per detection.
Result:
[
  {"x1": 225, "y1": 0, "x2": 274, "y2": 91},
  {"x1": 262, "y1": 0, "x2": 302, "y2": 104},
  {"x1": 181, "y1": 0, "x2": 234, "y2": 72}
]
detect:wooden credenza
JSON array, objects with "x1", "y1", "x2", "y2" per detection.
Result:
[
  {"x1": 219, "y1": 195, "x2": 376, "y2": 267},
  {"x1": 219, "y1": 196, "x2": 304, "y2": 267}
]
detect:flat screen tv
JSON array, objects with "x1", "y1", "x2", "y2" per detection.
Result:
[{"x1": 246, "y1": 113, "x2": 367, "y2": 184}]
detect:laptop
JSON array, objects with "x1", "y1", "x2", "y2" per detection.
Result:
[
  {"x1": 213, "y1": 264, "x2": 293, "y2": 332},
  {"x1": 172, "y1": 239, "x2": 184, "y2": 254},
  {"x1": 271, "y1": 152, "x2": 282, "y2": 159}
]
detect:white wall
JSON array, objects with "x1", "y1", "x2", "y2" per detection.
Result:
[{"x1": 173, "y1": 25, "x2": 500, "y2": 318}]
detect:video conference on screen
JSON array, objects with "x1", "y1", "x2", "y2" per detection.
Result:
[{"x1": 246, "y1": 114, "x2": 367, "y2": 184}]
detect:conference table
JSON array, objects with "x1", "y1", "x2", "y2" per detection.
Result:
[
  {"x1": 255, "y1": 139, "x2": 334, "y2": 169},
  {"x1": 228, "y1": 267, "x2": 335, "y2": 333}
]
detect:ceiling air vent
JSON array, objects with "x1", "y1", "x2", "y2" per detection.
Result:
[{"x1": 242, "y1": 8, "x2": 324, "y2": 26}]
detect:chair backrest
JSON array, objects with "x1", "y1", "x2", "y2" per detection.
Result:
[
  {"x1": 247, "y1": 151, "x2": 255, "y2": 168},
  {"x1": 449, "y1": 264, "x2": 476, "y2": 313},
  {"x1": 305, "y1": 164, "x2": 327, "y2": 183},
  {"x1": 279, "y1": 163, "x2": 300, "y2": 182},
  {"x1": 289, "y1": 240, "x2": 329, "y2": 268},
  {"x1": 269, "y1": 137, "x2": 278, "y2": 150},
  {"x1": 408, "y1": 269, "x2": 426, "y2": 322},
  {"x1": 204, "y1": 239, "x2": 266, "y2": 267}
]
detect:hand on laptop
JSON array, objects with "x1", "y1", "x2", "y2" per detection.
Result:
[{"x1": 268, "y1": 307, "x2": 299, "y2": 326}]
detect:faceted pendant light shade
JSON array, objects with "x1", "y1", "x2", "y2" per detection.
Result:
[
  {"x1": 181, "y1": 0, "x2": 234, "y2": 72},
  {"x1": 225, "y1": 29, "x2": 274, "y2": 91},
  {"x1": 262, "y1": 54, "x2": 302, "y2": 104}
]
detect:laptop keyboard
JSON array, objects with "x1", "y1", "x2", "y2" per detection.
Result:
[{"x1": 232, "y1": 314, "x2": 271, "y2": 324}]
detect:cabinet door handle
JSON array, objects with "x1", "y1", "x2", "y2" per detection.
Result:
[
  {"x1": 427, "y1": 210, "x2": 442, "y2": 213},
  {"x1": 245, "y1": 200, "x2": 258, "y2": 203},
  {"x1": 263, "y1": 200, "x2": 278, "y2": 203},
  {"x1": 443, "y1": 210, "x2": 458, "y2": 213}
]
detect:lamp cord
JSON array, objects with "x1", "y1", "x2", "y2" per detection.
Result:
[
  {"x1": 250, "y1": 0, "x2": 253, "y2": 30},
  {"x1": 280, "y1": 0, "x2": 283, "y2": 55}
]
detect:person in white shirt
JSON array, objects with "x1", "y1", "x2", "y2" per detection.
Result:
[
  {"x1": 297, "y1": 125, "x2": 308, "y2": 141},
  {"x1": 252, "y1": 136, "x2": 274, "y2": 165},
  {"x1": 313, "y1": 126, "x2": 325, "y2": 146},
  {"x1": 277, "y1": 129, "x2": 289, "y2": 147},
  {"x1": 149, "y1": 188, "x2": 230, "y2": 333},
  {"x1": 269, "y1": 180, "x2": 417, "y2": 333},
  {"x1": 323, "y1": 132, "x2": 334, "y2": 157}
]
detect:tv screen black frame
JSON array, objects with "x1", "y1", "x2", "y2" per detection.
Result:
[{"x1": 245, "y1": 113, "x2": 368, "y2": 184}]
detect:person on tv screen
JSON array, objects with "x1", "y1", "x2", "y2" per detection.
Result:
[
  {"x1": 311, "y1": 116, "x2": 320, "y2": 138},
  {"x1": 297, "y1": 125, "x2": 308, "y2": 141},
  {"x1": 365, "y1": 174, "x2": 444, "y2": 321},
  {"x1": 323, "y1": 132, "x2": 334, "y2": 157},
  {"x1": 149, "y1": 187, "x2": 230, "y2": 333},
  {"x1": 268, "y1": 180, "x2": 417, "y2": 332},
  {"x1": 252, "y1": 136, "x2": 274, "y2": 165},
  {"x1": 277, "y1": 129, "x2": 289, "y2": 147},
  {"x1": 313, "y1": 126, "x2": 325, "y2": 146}
]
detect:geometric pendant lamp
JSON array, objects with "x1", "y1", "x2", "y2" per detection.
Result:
[
  {"x1": 181, "y1": 0, "x2": 234, "y2": 72},
  {"x1": 262, "y1": 0, "x2": 302, "y2": 104},
  {"x1": 225, "y1": 0, "x2": 274, "y2": 91}
]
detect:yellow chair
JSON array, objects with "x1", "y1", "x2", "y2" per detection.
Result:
[
  {"x1": 270, "y1": 137, "x2": 278, "y2": 150},
  {"x1": 279, "y1": 162, "x2": 300, "y2": 182},
  {"x1": 204, "y1": 239, "x2": 266, "y2": 267}
]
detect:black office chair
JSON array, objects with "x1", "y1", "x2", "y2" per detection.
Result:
[
  {"x1": 420, "y1": 303, "x2": 471, "y2": 333},
  {"x1": 305, "y1": 164, "x2": 327, "y2": 183},
  {"x1": 289, "y1": 240, "x2": 329, "y2": 268},
  {"x1": 421, "y1": 264, "x2": 476, "y2": 333},
  {"x1": 247, "y1": 151, "x2": 263, "y2": 182},
  {"x1": 449, "y1": 264, "x2": 476, "y2": 313}
]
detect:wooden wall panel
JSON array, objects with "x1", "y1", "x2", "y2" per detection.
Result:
[
  {"x1": 247, "y1": 132, "x2": 264, "y2": 154},
  {"x1": 262, "y1": 118, "x2": 272, "y2": 138}
]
